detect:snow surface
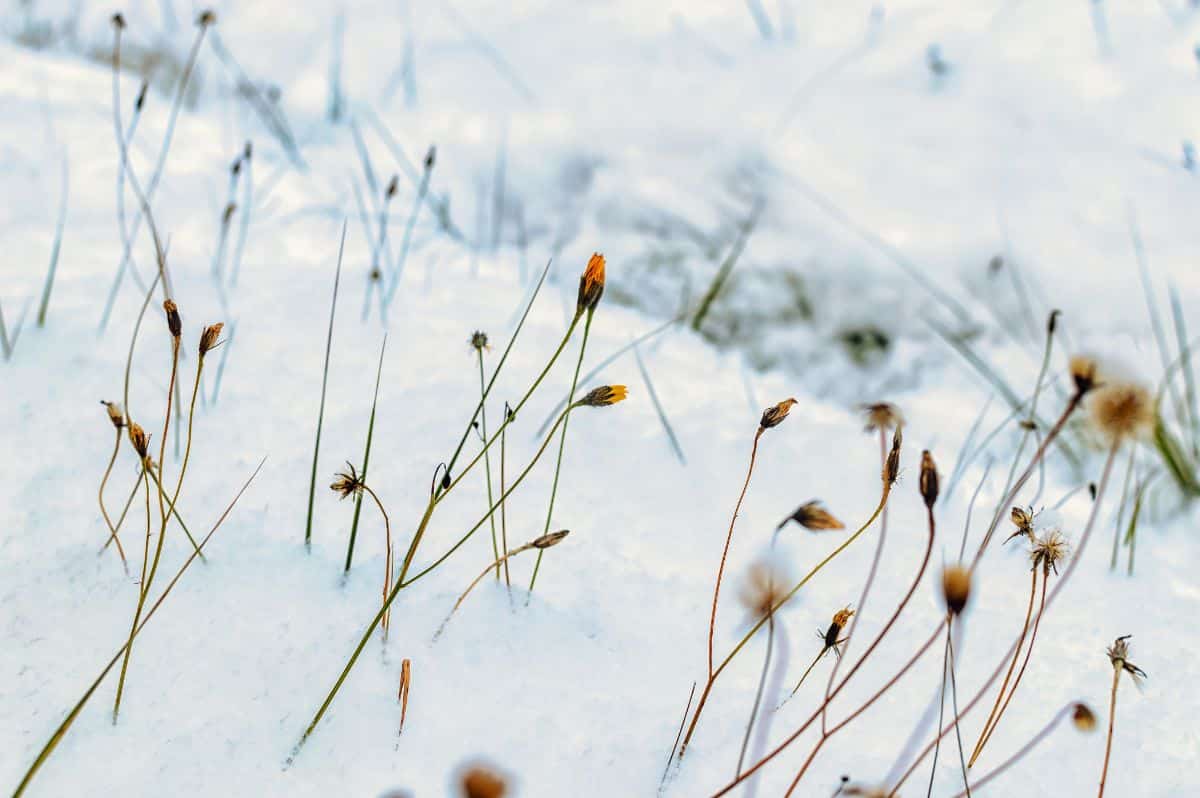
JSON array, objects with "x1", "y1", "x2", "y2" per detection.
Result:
[{"x1": 2, "y1": 1, "x2": 1199, "y2": 796}]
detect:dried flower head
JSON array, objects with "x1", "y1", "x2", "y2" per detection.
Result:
[
  {"x1": 576, "y1": 384, "x2": 627, "y2": 407},
  {"x1": 1069, "y1": 355, "x2": 1098, "y2": 396},
  {"x1": 163, "y1": 299, "x2": 182, "y2": 339},
  {"x1": 102, "y1": 400, "x2": 125, "y2": 430},
  {"x1": 1106, "y1": 635, "x2": 1147, "y2": 685},
  {"x1": 821, "y1": 607, "x2": 855, "y2": 657},
  {"x1": 738, "y1": 557, "x2": 793, "y2": 619},
  {"x1": 127, "y1": 422, "x2": 150, "y2": 458},
  {"x1": 330, "y1": 462, "x2": 365, "y2": 500},
  {"x1": 883, "y1": 425, "x2": 903, "y2": 486},
  {"x1": 1030, "y1": 528, "x2": 1069, "y2": 576},
  {"x1": 1088, "y1": 381, "x2": 1154, "y2": 443},
  {"x1": 469, "y1": 330, "x2": 490, "y2": 351},
  {"x1": 1004, "y1": 505, "x2": 1036, "y2": 545},
  {"x1": 919, "y1": 450, "x2": 938, "y2": 508},
  {"x1": 532, "y1": 529, "x2": 569, "y2": 549},
  {"x1": 941, "y1": 565, "x2": 971, "y2": 615},
  {"x1": 576, "y1": 252, "x2": 606, "y2": 316},
  {"x1": 199, "y1": 323, "x2": 225, "y2": 356},
  {"x1": 861, "y1": 402, "x2": 903, "y2": 433},
  {"x1": 460, "y1": 765, "x2": 507, "y2": 798},
  {"x1": 760, "y1": 398, "x2": 798, "y2": 430},
  {"x1": 777, "y1": 500, "x2": 845, "y2": 532},
  {"x1": 1071, "y1": 702, "x2": 1097, "y2": 732},
  {"x1": 197, "y1": 9, "x2": 217, "y2": 26}
]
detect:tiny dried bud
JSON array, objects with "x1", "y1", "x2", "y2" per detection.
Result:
[
  {"x1": 199, "y1": 323, "x2": 225, "y2": 356},
  {"x1": 919, "y1": 450, "x2": 938, "y2": 508},
  {"x1": 330, "y1": 463, "x2": 364, "y2": 500},
  {"x1": 424, "y1": 145, "x2": 436, "y2": 170},
  {"x1": 577, "y1": 384, "x2": 627, "y2": 407},
  {"x1": 111, "y1": 12, "x2": 126, "y2": 29},
  {"x1": 461, "y1": 766, "x2": 506, "y2": 798},
  {"x1": 223, "y1": 202, "x2": 237, "y2": 223},
  {"x1": 231, "y1": 157, "x2": 242, "y2": 177},
  {"x1": 532, "y1": 529, "x2": 569, "y2": 549},
  {"x1": 576, "y1": 252, "x2": 606, "y2": 316},
  {"x1": 128, "y1": 422, "x2": 150, "y2": 458},
  {"x1": 386, "y1": 176, "x2": 399, "y2": 199},
  {"x1": 1047, "y1": 309, "x2": 1061, "y2": 335},
  {"x1": 197, "y1": 9, "x2": 216, "y2": 26},
  {"x1": 777, "y1": 500, "x2": 844, "y2": 532},
  {"x1": 135, "y1": 81, "x2": 148, "y2": 111},
  {"x1": 470, "y1": 330, "x2": 489, "y2": 351},
  {"x1": 884, "y1": 426, "x2": 903, "y2": 486},
  {"x1": 163, "y1": 299, "x2": 182, "y2": 339},
  {"x1": 941, "y1": 565, "x2": 971, "y2": 615},
  {"x1": 760, "y1": 398, "x2": 797, "y2": 430},
  {"x1": 824, "y1": 607, "x2": 854, "y2": 648},
  {"x1": 1071, "y1": 702, "x2": 1097, "y2": 732},
  {"x1": 102, "y1": 401, "x2": 125, "y2": 429},
  {"x1": 1068, "y1": 355, "x2": 1098, "y2": 396},
  {"x1": 441, "y1": 470, "x2": 452, "y2": 490}
]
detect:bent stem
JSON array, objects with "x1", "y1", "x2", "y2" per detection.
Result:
[
  {"x1": 112, "y1": 466, "x2": 154, "y2": 722},
  {"x1": 359, "y1": 484, "x2": 393, "y2": 639},
  {"x1": 434, "y1": 540, "x2": 542, "y2": 639},
  {"x1": 98, "y1": 428, "x2": 129, "y2": 571},
  {"x1": 787, "y1": 646, "x2": 829, "y2": 700},
  {"x1": 952, "y1": 703, "x2": 1073, "y2": 798}
]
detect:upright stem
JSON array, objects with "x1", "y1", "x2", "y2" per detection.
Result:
[
  {"x1": 476, "y1": 349, "x2": 500, "y2": 579},
  {"x1": 360, "y1": 485, "x2": 392, "y2": 639},
  {"x1": 113, "y1": 468, "x2": 153, "y2": 721},
  {"x1": 529, "y1": 310, "x2": 592, "y2": 593},
  {"x1": 951, "y1": 704, "x2": 1071, "y2": 797},
  {"x1": 167, "y1": 356, "x2": 205, "y2": 525},
  {"x1": 736, "y1": 614, "x2": 775, "y2": 778},
  {"x1": 500, "y1": 411, "x2": 511, "y2": 587},
  {"x1": 1099, "y1": 667, "x2": 1121, "y2": 798}
]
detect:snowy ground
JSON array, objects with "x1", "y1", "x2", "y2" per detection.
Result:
[{"x1": 2, "y1": 1, "x2": 1199, "y2": 796}]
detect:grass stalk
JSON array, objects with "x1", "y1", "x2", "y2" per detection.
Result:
[
  {"x1": 344, "y1": 335, "x2": 387, "y2": 573},
  {"x1": 36, "y1": 155, "x2": 69, "y2": 327},
  {"x1": 98, "y1": 427, "x2": 130, "y2": 572},
  {"x1": 475, "y1": 347, "x2": 501, "y2": 579}
]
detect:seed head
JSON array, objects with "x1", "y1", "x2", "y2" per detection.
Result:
[
  {"x1": 941, "y1": 565, "x2": 971, "y2": 615},
  {"x1": 1029, "y1": 528, "x2": 1069, "y2": 576},
  {"x1": 576, "y1": 384, "x2": 627, "y2": 407},
  {"x1": 861, "y1": 402, "x2": 903, "y2": 433},
  {"x1": 1106, "y1": 635, "x2": 1147, "y2": 685},
  {"x1": 919, "y1": 450, "x2": 938, "y2": 508},
  {"x1": 1088, "y1": 381, "x2": 1154, "y2": 443},
  {"x1": 760, "y1": 398, "x2": 798, "y2": 430},
  {"x1": 470, "y1": 330, "x2": 490, "y2": 351},
  {"x1": 127, "y1": 422, "x2": 150, "y2": 458},
  {"x1": 102, "y1": 401, "x2": 125, "y2": 430},
  {"x1": 883, "y1": 425, "x2": 903, "y2": 486},
  {"x1": 330, "y1": 462, "x2": 365, "y2": 500},
  {"x1": 1004, "y1": 505, "x2": 1036, "y2": 545},
  {"x1": 1071, "y1": 702, "x2": 1097, "y2": 732},
  {"x1": 460, "y1": 765, "x2": 507, "y2": 798},
  {"x1": 1068, "y1": 355, "x2": 1098, "y2": 396},
  {"x1": 576, "y1": 252, "x2": 606, "y2": 316},
  {"x1": 199, "y1": 323, "x2": 225, "y2": 356},
  {"x1": 197, "y1": 9, "x2": 216, "y2": 26},
  {"x1": 532, "y1": 529, "x2": 569, "y2": 549},
  {"x1": 163, "y1": 300, "x2": 182, "y2": 339},
  {"x1": 738, "y1": 557, "x2": 793, "y2": 619},
  {"x1": 777, "y1": 500, "x2": 844, "y2": 532},
  {"x1": 831, "y1": 606, "x2": 855, "y2": 630}
]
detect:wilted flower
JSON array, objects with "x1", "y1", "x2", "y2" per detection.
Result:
[
  {"x1": 1106, "y1": 635, "x2": 1147, "y2": 686},
  {"x1": 1030, "y1": 528, "x2": 1069, "y2": 576},
  {"x1": 532, "y1": 529, "x2": 569, "y2": 549},
  {"x1": 1069, "y1": 355, "x2": 1098, "y2": 396},
  {"x1": 576, "y1": 384, "x2": 627, "y2": 407},
  {"x1": 861, "y1": 402, "x2": 903, "y2": 433},
  {"x1": 199, "y1": 323, "x2": 225, "y2": 356},
  {"x1": 941, "y1": 565, "x2": 971, "y2": 615},
  {"x1": 1088, "y1": 381, "x2": 1154, "y2": 443},
  {"x1": 822, "y1": 607, "x2": 855, "y2": 658},
  {"x1": 469, "y1": 330, "x2": 489, "y2": 351},
  {"x1": 163, "y1": 299, "x2": 182, "y2": 339},
  {"x1": 1072, "y1": 702, "x2": 1097, "y2": 732},
  {"x1": 330, "y1": 462, "x2": 365, "y2": 500},
  {"x1": 1004, "y1": 505, "x2": 1036, "y2": 545},
  {"x1": 738, "y1": 556, "x2": 793, "y2": 619},
  {"x1": 919, "y1": 450, "x2": 938, "y2": 508},
  {"x1": 102, "y1": 401, "x2": 125, "y2": 430},
  {"x1": 576, "y1": 252, "x2": 605, "y2": 316},
  {"x1": 883, "y1": 426, "x2": 903, "y2": 486},
  {"x1": 127, "y1": 422, "x2": 150, "y2": 459},
  {"x1": 777, "y1": 500, "x2": 844, "y2": 532},
  {"x1": 760, "y1": 398, "x2": 798, "y2": 430}
]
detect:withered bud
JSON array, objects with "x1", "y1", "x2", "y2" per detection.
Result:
[
  {"x1": 460, "y1": 766, "x2": 506, "y2": 798},
  {"x1": 441, "y1": 470, "x2": 452, "y2": 490},
  {"x1": 577, "y1": 384, "x2": 627, "y2": 407},
  {"x1": 760, "y1": 398, "x2": 798, "y2": 430},
  {"x1": 1011, "y1": 505, "x2": 1033, "y2": 532},
  {"x1": 883, "y1": 426, "x2": 903, "y2": 486},
  {"x1": 777, "y1": 500, "x2": 844, "y2": 532},
  {"x1": 919, "y1": 450, "x2": 938, "y2": 508},
  {"x1": 199, "y1": 323, "x2": 225, "y2": 356},
  {"x1": 576, "y1": 252, "x2": 606, "y2": 316},
  {"x1": 1069, "y1": 355, "x2": 1097, "y2": 396},
  {"x1": 222, "y1": 202, "x2": 237, "y2": 223},
  {"x1": 197, "y1": 9, "x2": 216, "y2": 26},
  {"x1": 861, "y1": 401, "x2": 903, "y2": 433},
  {"x1": 941, "y1": 565, "x2": 971, "y2": 615},
  {"x1": 111, "y1": 12, "x2": 126, "y2": 29},
  {"x1": 135, "y1": 80, "x2": 148, "y2": 111},
  {"x1": 470, "y1": 330, "x2": 489, "y2": 351},
  {"x1": 128, "y1": 422, "x2": 150, "y2": 458},
  {"x1": 163, "y1": 299, "x2": 182, "y2": 339},
  {"x1": 330, "y1": 462, "x2": 365, "y2": 500},
  {"x1": 424, "y1": 145, "x2": 436, "y2": 170},
  {"x1": 532, "y1": 529, "x2": 569, "y2": 549},
  {"x1": 386, "y1": 175, "x2": 399, "y2": 199},
  {"x1": 102, "y1": 401, "x2": 126, "y2": 429},
  {"x1": 1071, "y1": 702, "x2": 1097, "y2": 732},
  {"x1": 824, "y1": 607, "x2": 855, "y2": 648},
  {"x1": 1047, "y1": 309, "x2": 1061, "y2": 335}
]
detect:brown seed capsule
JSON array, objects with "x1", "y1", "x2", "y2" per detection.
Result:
[
  {"x1": 385, "y1": 176, "x2": 399, "y2": 199},
  {"x1": 163, "y1": 300, "x2": 182, "y2": 339},
  {"x1": 330, "y1": 462, "x2": 364, "y2": 500},
  {"x1": 919, "y1": 450, "x2": 938, "y2": 508},
  {"x1": 1068, "y1": 354, "x2": 1098, "y2": 396},
  {"x1": 461, "y1": 766, "x2": 506, "y2": 798},
  {"x1": 577, "y1": 384, "x2": 627, "y2": 407},
  {"x1": 1089, "y1": 380, "x2": 1154, "y2": 443},
  {"x1": 199, "y1": 323, "x2": 225, "y2": 356},
  {"x1": 777, "y1": 500, "x2": 844, "y2": 532},
  {"x1": 135, "y1": 81, "x2": 148, "y2": 111},
  {"x1": 1071, "y1": 702, "x2": 1097, "y2": 732},
  {"x1": 941, "y1": 565, "x2": 971, "y2": 615},
  {"x1": 760, "y1": 398, "x2": 798, "y2": 430},
  {"x1": 222, "y1": 202, "x2": 237, "y2": 223},
  {"x1": 128, "y1": 422, "x2": 150, "y2": 458},
  {"x1": 102, "y1": 401, "x2": 125, "y2": 429},
  {"x1": 1047, "y1": 309, "x2": 1061, "y2": 335},
  {"x1": 576, "y1": 252, "x2": 606, "y2": 316},
  {"x1": 532, "y1": 529, "x2": 569, "y2": 549},
  {"x1": 197, "y1": 9, "x2": 217, "y2": 26},
  {"x1": 883, "y1": 426, "x2": 902, "y2": 486}
]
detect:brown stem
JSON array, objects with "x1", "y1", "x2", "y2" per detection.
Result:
[
  {"x1": 98, "y1": 429, "x2": 129, "y2": 571},
  {"x1": 788, "y1": 646, "x2": 829, "y2": 700},
  {"x1": 100, "y1": 470, "x2": 143, "y2": 555},
  {"x1": 360, "y1": 484, "x2": 392, "y2": 639},
  {"x1": 951, "y1": 703, "x2": 1072, "y2": 797},
  {"x1": 1099, "y1": 666, "x2": 1121, "y2": 797}
]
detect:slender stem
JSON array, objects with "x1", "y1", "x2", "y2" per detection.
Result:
[
  {"x1": 145, "y1": 469, "x2": 205, "y2": 558},
  {"x1": 360, "y1": 484, "x2": 392, "y2": 638},
  {"x1": 100, "y1": 470, "x2": 143, "y2": 554},
  {"x1": 112, "y1": 468, "x2": 153, "y2": 721},
  {"x1": 951, "y1": 704, "x2": 1071, "y2": 798},
  {"x1": 927, "y1": 623, "x2": 953, "y2": 798},
  {"x1": 476, "y1": 348, "x2": 500, "y2": 579},
  {"x1": 345, "y1": 335, "x2": 387, "y2": 573},
  {"x1": 736, "y1": 614, "x2": 775, "y2": 778},
  {"x1": 948, "y1": 623, "x2": 972, "y2": 797},
  {"x1": 788, "y1": 647, "x2": 828, "y2": 699},
  {"x1": 1099, "y1": 667, "x2": 1121, "y2": 798},
  {"x1": 969, "y1": 569, "x2": 1038, "y2": 767},
  {"x1": 529, "y1": 311, "x2": 592, "y2": 593},
  {"x1": 305, "y1": 224, "x2": 345, "y2": 547},
  {"x1": 167, "y1": 356, "x2": 205, "y2": 530},
  {"x1": 709, "y1": 426, "x2": 763, "y2": 677},
  {"x1": 500, "y1": 410, "x2": 511, "y2": 587},
  {"x1": 144, "y1": 339, "x2": 181, "y2": 597},
  {"x1": 434, "y1": 543, "x2": 537, "y2": 638},
  {"x1": 98, "y1": 429, "x2": 129, "y2": 571}
]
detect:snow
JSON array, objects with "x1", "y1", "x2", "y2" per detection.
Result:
[{"x1": 2, "y1": 1, "x2": 1199, "y2": 796}]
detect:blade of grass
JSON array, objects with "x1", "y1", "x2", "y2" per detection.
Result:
[
  {"x1": 36, "y1": 154, "x2": 69, "y2": 327},
  {"x1": 692, "y1": 197, "x2": 762, "y2": 332},
  {"x1": 1168, "y1": 281, "x2": 1199, "y2": 456},
  {"x1": 345, "y1": 335, "x2": 388, "y2": 572},
  {"x1": 306, "y1": 222, "x2": 346, "y2": 548},
  {"x1": 634, "y1": 339, "x2": 685, "y2": 464}
]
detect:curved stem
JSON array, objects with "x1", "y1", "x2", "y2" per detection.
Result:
[
  {"x1": 100, "y1": 470, "x2": 144, "y2": 555},
  {"x1": 951, "y1": 703, "x2": 1071, "y2": 798},
  {"x1": 434, "y1": 542, "x2": 537, "y2": 639},
  {"x1": 787, "y1": 647, "x2": 828, "y2": 700},
  {"x1": 360, "y1": 484, "x2": 392, "y2": 639},
  {"x1": 948, "y1": 622, "x2": 972, "y2": 797},
  {"x1": 98, "y1": 429, "x2": 129, "y2": 571},
  {"x1": 112, "y1": 469, "x2": 152, "y2": 721},
  {"x1": 500, "y1": 417, "x2": 511, "y2": 587}
]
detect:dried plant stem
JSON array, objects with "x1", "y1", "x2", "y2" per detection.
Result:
[
  {"x1": 435, "y1": 541, "x2": 542, "y2": 638},
  {"x1": 476, "y1": 348, "x2": 500, "y2": 579},
  {"x1": 305, "y1": 223, "x2": 345, "y2": 547},
  {"x1": 678, "y1": 488, "x2": 891, "y2": 760},
  {"x1": 1099, "y1": 664, "x2": 1122, "y2": 798},
  {"x1": 358, "y1": 484, "x2": 393, "y2": 639},
  {"x1": 98, "y1": 429, "x2": 130, "y2": 571},
  {"x1": 709, "y1": 425, "x2": 764, "y2": 678},
  {"x1": 167, "y1": 355, "x2": 206, "y2": 535},
  {"x1": 344, "y1": 336, "x2": 387, "y2": 573},
  {"x1": 951, "y1": 703, "x2": 1072, "y2": 797},
  {"x1": 947, "y1": 625, "x2": 971, "y2": 797},
  {"x1": 499, "y1": 409, "x2": 511, "y2": 587},
  {"x1": 736, "y1": 614, "x2": 775, "y2": 778},
  {"x1": 969, "y1": 569, "x2": 1038, "y2": 767},
  {"x1": 529, "y1": 310, "x2": 593, "y2": 593},
  {"x1": 112, "y1": 467, "x2": 153, "y2": 722},
  {"x1": 13, "y1": 458, "x2": 263, "y2": 798},
  {"x1": 101, "y1": 470, "x2": 144, "y2": 554},
  {"x1": 145, "y1": 469, "x2": 204, "y2": 557},
  {"x1": 788, "y1": 646, "x2": 829, "y2": 699},
  {"x1": 1111, "y1": 446, "x2": 1135, "y2": 569}
]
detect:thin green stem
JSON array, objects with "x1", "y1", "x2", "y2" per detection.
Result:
[
  {"x1": 98, "y1": 429, "x2": 129, "y2": 571},
  {"x1": 112, "y1": 468, "x2": 153, "y2": 721},
  {"x1": 434, "y1": 542, "x2": 538, "y2": 639},
  {"x1": 787, "y1": 647, "x2": 828, "y2": 700},
  {"x1": 500, "y1": 409, "x2": 511, "y2": 587},
  {"x1": 476, "y1": 348, "x2": 500, "y2": 579},
  {"x1": 736, "y1": 613, "x2": 774, "y2": 778},
  {"x1": 306, "y1": 224, "x2": 345, "y2": 547},
  {"x1": 345, "y1": 335, "x2": 387, "y2": 573}
]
